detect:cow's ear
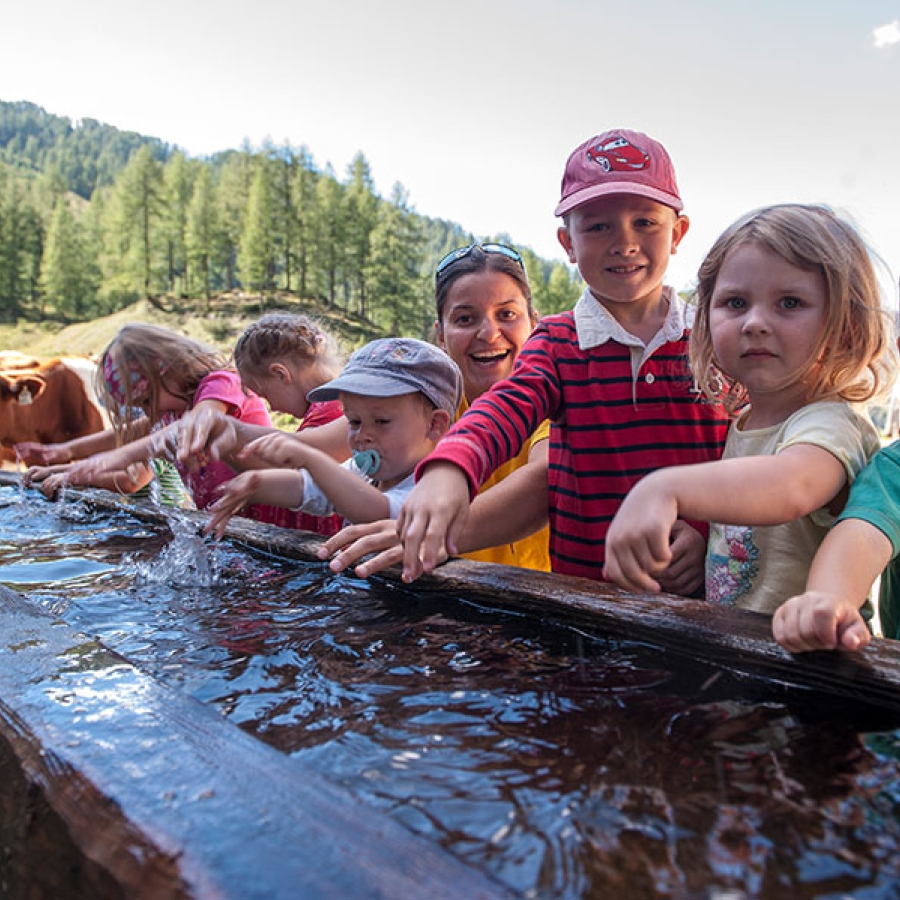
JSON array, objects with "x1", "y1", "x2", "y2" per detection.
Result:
[{"x1": 13, "y1": 375, "x2": 46, "y2": 404}]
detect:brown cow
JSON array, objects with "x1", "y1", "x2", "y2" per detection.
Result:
[{"x1": 0, "y1": 357, "x2": 106, "y2": 463}]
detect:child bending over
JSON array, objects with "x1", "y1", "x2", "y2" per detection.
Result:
[{"x1": 37, "y1": 324, "x2": 272, "y2": 515}]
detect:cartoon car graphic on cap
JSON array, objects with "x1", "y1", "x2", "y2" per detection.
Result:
[{"x1": 587, "y1": 136, "x2": 649, "y2": 173}]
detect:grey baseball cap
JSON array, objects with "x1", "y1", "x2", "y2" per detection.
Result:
[{"x1": 307, "y1": 337, "x2": 463, "y2": 416}]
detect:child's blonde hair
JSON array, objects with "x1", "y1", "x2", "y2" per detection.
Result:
[
  {"x1": 691, "y1": 203, "x2": 896, "y2": 414},
  {"x1": 232, "y1": 313, "x2": 343, "y2": 383},
  {"x1": 99, "y1": 324, "x2": 227, "y2": 432}
]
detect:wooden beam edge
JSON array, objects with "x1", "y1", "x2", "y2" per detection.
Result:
[{"x1": 0, "y1": 582, "x2": 516, "y2": 900}]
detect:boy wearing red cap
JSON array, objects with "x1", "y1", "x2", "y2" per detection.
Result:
[{"x1": 397, "y1": 129, "x2": 730, "y2": 590}]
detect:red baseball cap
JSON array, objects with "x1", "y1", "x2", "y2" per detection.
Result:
[{"x1": 554, "y1": 128, "x2": 683, "y2": 217}]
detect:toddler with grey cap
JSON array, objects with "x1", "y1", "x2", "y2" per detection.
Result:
[
  {"x1": 204, "y1": 337, "x2": 461, "y2": 538},
  {"x1": 308, "y1": 337, "x2": 462, "y2": 414}
]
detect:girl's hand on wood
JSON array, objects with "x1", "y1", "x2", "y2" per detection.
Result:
[{"x1": 773, "y1": 591, "x2": 872, "y2": 653}]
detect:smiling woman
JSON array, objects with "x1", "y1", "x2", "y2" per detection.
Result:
[
  {"x1": 431, "y1": 244, "x2": 551, "y2": 569},
  {"x1": 320, "y1": 244, "x2": 552, "y2": 577}
]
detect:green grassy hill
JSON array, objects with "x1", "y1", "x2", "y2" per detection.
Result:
[{"x1": 0, "y1": 293, "x2": 386, "y2": 360}]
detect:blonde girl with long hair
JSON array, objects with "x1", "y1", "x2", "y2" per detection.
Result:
[
  {"x1": 604, "y1": 203, "x2": 896, "y2": 624},
  {"x1": 57, "y1": 323, "x2": 272, "y2": 514}
]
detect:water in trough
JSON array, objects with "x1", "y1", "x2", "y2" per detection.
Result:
[{"x1": 1, "y1": 482, "x2": 900, "y2": 899}]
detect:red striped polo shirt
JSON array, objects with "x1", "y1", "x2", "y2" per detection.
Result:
[{"x1": 422, "y1": 303, "x2": 730, "y2": 581}]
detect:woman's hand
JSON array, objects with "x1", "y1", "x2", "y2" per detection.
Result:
[{"x1": 318, "y1": 519, "x2": 405, "y2": 577}]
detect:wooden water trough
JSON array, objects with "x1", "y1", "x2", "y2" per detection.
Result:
[{"x1": 3, "y1": 476, "x2": 900, "y2": 898}]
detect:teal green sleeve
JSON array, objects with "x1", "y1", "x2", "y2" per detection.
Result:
[
  {"x1": 836, "y1": 441, "x2": 900, "y2": 559},
  {"x1": 837, "y1": 442, "x2": 900, "y2": 638}
]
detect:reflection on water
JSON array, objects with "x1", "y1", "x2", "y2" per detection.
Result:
[{"x1": 1, "y1": 485, "x2": 900, "y2": 899}]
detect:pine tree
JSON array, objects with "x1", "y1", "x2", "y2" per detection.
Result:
[
  {"x1": 310, "y1": 167, "x2": 346, "y2": 307},
  {"x1": 0, "y1": 169, "x2": 27, "y2": 321},
  {"x1": 186, "y1": 166, "x2": 221, "y2": 304},
  {"x1": 161, "y1": 150, "x2": 193, "y2": 296},
  {"x1": 366, "y1": 184, "x2": 427, "y2": 336},
  {"x1": 40, "y1": 198, "x2": 98, "y2": 319},
  {"x1": 543, "y1": 262, "x2": 582, "y2": 314},
  {"x1": 344, "y1": 152, "x2": 378, "y2": 318},
  {"x1": 291, "y1": 148, "x2": 319, "y2": 298},
  {"x1": 238, "y1": 160, "x2": 277, "y2": 292},
  {"x1": 216, "y1": 149, "x2": 254, "y2": 290},
  {"x1": 105, "y1": 145, "x2": 165, "y2": 303}
]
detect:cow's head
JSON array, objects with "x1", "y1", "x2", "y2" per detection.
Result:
[{"x1": 0, "y1": 372, "x2": 47, "y2": 405}]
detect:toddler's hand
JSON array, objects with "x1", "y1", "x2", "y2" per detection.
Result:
[
  {"x1": 239, "y1": 432, "x2": 305, "y2": 469},
  {"x1": 772, "y1": 591, "x2": 871, "y2": 653},
  {"x1": 205, "y1": 471, "x2": 263, "y2": 539}
]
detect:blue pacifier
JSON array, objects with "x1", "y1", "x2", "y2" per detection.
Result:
[{"x1": 352, "y1": 449, "x2": 381, "y2": 477}]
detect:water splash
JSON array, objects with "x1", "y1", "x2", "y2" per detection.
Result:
[
  {"x1": 128, "y1": 507, "x2": 220, "y2": 588},
  {"x1": 11, "y1": 449, "x2": 27, "y2": 505}
]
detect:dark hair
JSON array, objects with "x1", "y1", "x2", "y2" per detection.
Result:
[{"x1": 434, "y1": 246, "x2": 536, "y2": 324}]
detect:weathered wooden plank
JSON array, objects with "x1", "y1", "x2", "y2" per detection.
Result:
[
  {"x1": 0, "y1": 582, "x2": 517, "y2": 900},
  {"x1": 6, "y1": 474, "x2": 900, "y2": 898},
  {"x1": 59, "y1": 480, "x2": 900, "y2": 721}
]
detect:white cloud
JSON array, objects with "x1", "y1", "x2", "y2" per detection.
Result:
[{"x1": 872, "y1": 19, "x2": 900, "y2": 48}]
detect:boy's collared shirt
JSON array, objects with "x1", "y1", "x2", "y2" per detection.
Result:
[
  {"x1": 574, "y1": 285, "x2": 692, "y2": 380},
  {"x1": 575, "y1": 284, "x2": 689, "y2": 350}
]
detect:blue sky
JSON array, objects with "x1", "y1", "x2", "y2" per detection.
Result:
[{"x1": 3, "y1": 0, "x2": 899, "y2": 299}]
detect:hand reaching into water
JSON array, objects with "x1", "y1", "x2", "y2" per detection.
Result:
[
  {"x1": 205, "y1": 472, "x2": 260, "y2": 539},
  {"x1": 15, "y1": 441, "x2": 70, "y2": 466},
  {"x1": 205, "y1": 469, "x2": 305, "y2": 539},
  {"x1": 24, "y1": 464, "x2": 71, "y2": 499},
  {"x1": 319, "y1": 519, "x2": 405, "y2": 577},
  {"x1": 396, "y1": 463, "x2": 470, "y2": 583},
  {"x1": 177, "y1": 408, "x2": 239, "y2": 471}
]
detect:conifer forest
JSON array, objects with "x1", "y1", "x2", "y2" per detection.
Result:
[{"x1": 0, "y1": 100, "x2": 582, "y2": 339}]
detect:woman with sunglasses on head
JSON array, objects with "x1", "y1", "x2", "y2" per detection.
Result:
[{"x1": 319, "y1": 242, "x2": 552, "y2": 576}]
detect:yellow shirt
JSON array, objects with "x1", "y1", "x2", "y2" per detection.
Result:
[{"x1": 455, "y1": 397, "x2": 552, "y2": 571}]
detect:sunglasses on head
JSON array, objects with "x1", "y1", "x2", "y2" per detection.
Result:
[{"x1": 435, "y1": 243, "x2": 524, "y2": 277}]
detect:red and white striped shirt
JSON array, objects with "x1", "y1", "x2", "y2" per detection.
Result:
[{"x1": 419, "y1": 287, "x2": 731, "y2": 581}]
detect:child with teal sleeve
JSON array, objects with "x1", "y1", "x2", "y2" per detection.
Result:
[{"x1": 774, "y1": 441, "x2": 900, "y2": 652}]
